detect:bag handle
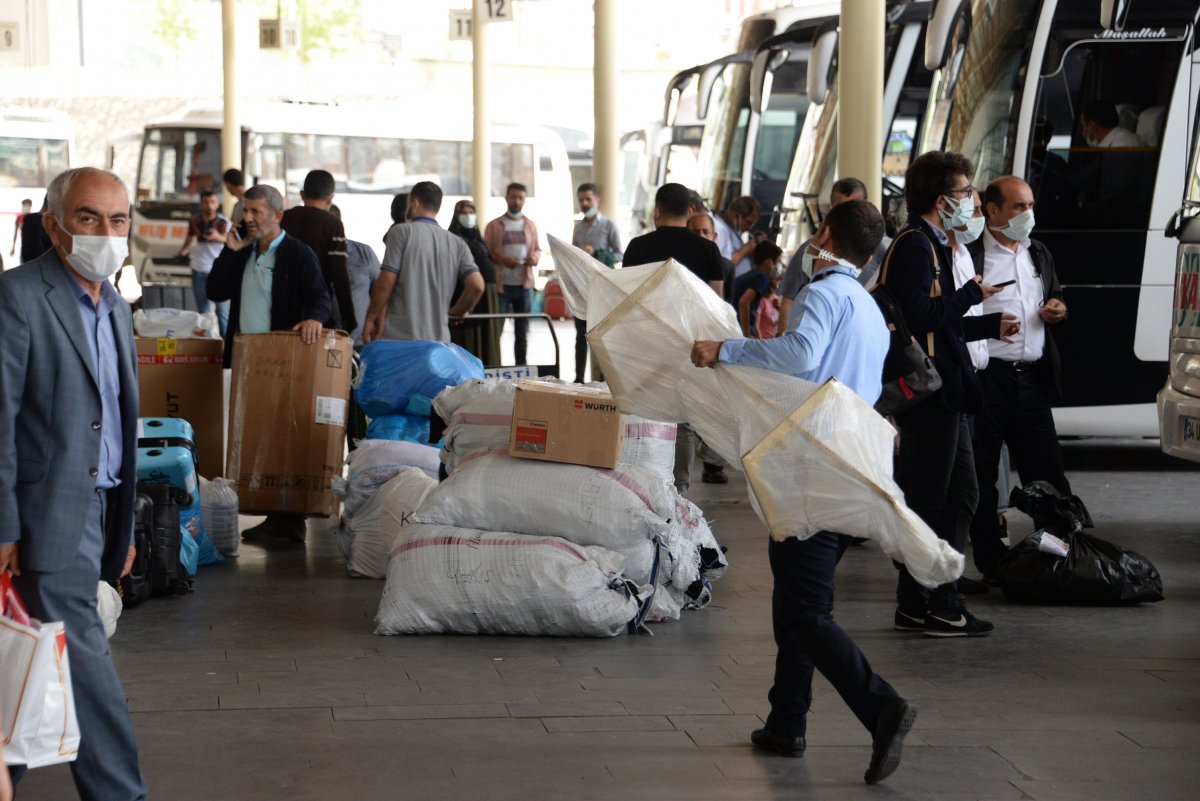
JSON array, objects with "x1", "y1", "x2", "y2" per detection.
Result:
[
  {"x1": 878, "y1": 227, "x2": 942, "y2": 356},
  {"x1": 1, "y1": 571, "x2": 32, "y2": 626}
]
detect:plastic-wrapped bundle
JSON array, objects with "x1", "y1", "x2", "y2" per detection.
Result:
[
  {"x1": 132, "y1": 308, "x2": 219, "y2": 339},
  {"x1": 375, "y1": 524, "x2": 646, "y2": 637},
  {"x1": 199, "y1": 477, "x2": 239, "y2": 557},
  {"x1": 333, "y1": 439, "x2": 440, "y2": 518},
  {"x1": 432, "y1": 378, "x2": 677, "y2": 481},
  {"x1": 414, "y1": 453, "x2": 675, "y2": 585},
  {"x1": 97, "y1": 582, "x2": 122, "y2": 639},
  {"x1": 356, "y1": 340, "x2": 483, "y2": 418},
  {"x1": 549, "y1": 235, "x2": 962, "y2": 589},
  {"x1": 342, "y1": 468, "x2": 437, "y2": 579}
]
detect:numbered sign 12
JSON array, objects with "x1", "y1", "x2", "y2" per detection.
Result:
[{"x1": 481, "y1": 0, "x2": 514, "y2": 24}]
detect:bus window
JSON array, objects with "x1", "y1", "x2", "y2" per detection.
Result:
[
  {"x1": 698, "y1": 63, "x2": 752, "y2": 212},
  {"x1": 0, "y1": 136, "x2": 69, "y2": 187},
  {"x1": 1032, "y1": 39, "x2": 1182, "y2": 230},
  {"x1": 137, "y1": 128, "x2": 221, "y2": 202},
  {"x1": 491, "y1": 143, "x2": 535, "y2": 196},
  {"x1": 884, "y1": 117, "x2": 917, "y2": 182}
]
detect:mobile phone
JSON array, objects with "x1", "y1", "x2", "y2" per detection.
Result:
[{"x1": 992, "y1": 279, "x2": 1016, "y2": 288}]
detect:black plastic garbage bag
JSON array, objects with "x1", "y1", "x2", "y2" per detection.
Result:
[
  {"x1": 995, "y1": 529, "x2": 1165, "y2": 605},
  {"x1": 1008, "y1": 481, "x2": 1094, "y2": 534}
]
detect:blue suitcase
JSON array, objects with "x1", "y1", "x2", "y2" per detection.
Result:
[
  {"x1": 138, "y1": 417, "x2": 199, "y2": 470},
  {"x1": 137, "y1": 446, "x2": 223, "y2": 567}
]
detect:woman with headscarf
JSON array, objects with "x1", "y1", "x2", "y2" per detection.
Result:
[{"x1": 448, "y1": 199, "x2": 501, "y2": 365}]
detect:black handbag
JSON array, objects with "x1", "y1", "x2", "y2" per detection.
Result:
[{"x1": 871, "y1": 229, "x2": 943, "y2": 414}]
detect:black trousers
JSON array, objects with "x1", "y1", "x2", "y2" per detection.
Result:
[
  {"x1": 764, "y1": 533, "x2": 899, "y2": 738},
  {"x1": 970, "y1": 361, "x2": 1070, "y2": 574},
  {"x1": 573, "y1": 317, "x2": 603, "y2": 383},
  {"x1": 893, "y1": 402, "x2": 978, "y2": 615}
]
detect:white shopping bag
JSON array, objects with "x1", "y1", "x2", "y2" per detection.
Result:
[{"x1": 0, "y1": 573, "x2": 81, "y2": 767}]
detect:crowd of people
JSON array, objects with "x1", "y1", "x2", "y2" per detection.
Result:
[{"x1": 0, "y1": 145, "x2": 1074, "y2": 794}]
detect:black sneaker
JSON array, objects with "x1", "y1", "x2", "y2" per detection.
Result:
[
  {"x1": 893, "y1": 608, "x2": 925, "y2": 632},
  {"x1": 750, "y1": 727, "x2": 805, "y2": 757},
  {"x1": 923, "y1": 609, "x2": 994, "y2": 638},
  {"x1": 864, "y1": 698, "x2": 917, "y2": 784},
  {"x1": 701, "y1": 464, "x2": 728, "y2": 484}
]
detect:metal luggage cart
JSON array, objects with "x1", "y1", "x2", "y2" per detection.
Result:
[{"x1": 454, "y1": 311, "x2": 562, "y2": 379}]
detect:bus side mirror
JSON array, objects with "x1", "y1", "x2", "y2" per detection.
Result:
[{"x1": 807, "y1": 25, "x2": 838, "y2": 106}]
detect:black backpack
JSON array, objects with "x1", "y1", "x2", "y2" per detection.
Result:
[{"x1": 871, "y1": 229, "x2": 943, "y2": 414}]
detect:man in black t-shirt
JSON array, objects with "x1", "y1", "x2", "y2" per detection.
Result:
[
  {"x1": 623, "y1": 183, "x2": 729, "y2": 492},
  {"x1": 623, "y1": 183, "x2": 725, "y2": 297}
]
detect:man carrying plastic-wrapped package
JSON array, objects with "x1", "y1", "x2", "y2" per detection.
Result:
[{"x1": 691, "y1": 200, "x2": 916, "y2": 785}]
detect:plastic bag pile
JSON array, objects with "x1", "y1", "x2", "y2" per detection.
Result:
[
  {"x1": 371, "y1": 377, "x2": 728, "y2": 638},
  {"x1": 550, "y1": 234, "x2": 962, "y2": 589}
]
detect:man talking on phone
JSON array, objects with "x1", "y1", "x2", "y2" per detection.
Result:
[{"x1": 966, "y1": 176, "x2": 1070, "y2": 581}]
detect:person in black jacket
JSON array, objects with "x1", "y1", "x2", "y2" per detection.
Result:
[
  {"x1": 448, "y1": 198, "x2": 501, "y2": 366},
  {"x1": 280, "y1": 169, "x2": 357, "y2": 335},
  {"x1": 207, "y1": 183, "x2": 332, "y2": 543},
  {"x1": 883, "y1": 152, "x2": 1016, "y2": 638},
  {"x1": 966, "y1": 176, "x2": 1070, "y2": 579}
]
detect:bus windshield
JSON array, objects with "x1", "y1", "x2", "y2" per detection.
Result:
[
  {"x1": 138, "y1": 128, "x2": 223, "y2": 202},
  {"x1": 0, "y1": 135, "x2": 71, "y2": 188},
  {"x1": 698, "y1": 62, "x2": 752, "y2": 211},
  {"x1": 919, "y1": 0, "x2": 1040, "y2": 182}
]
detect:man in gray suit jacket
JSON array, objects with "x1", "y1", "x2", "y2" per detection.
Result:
[{"x1": 0, "y1": 167, "x2": 147, "y2": 800}]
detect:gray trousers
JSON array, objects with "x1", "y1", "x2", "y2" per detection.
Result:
[
  {"x1": 9, "y1": 490, "x2": 147, "y2": 801},
  {"x1": 673, "y1": 423, "x2": 726, "y2": 494}
]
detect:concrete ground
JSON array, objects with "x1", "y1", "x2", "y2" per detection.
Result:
[{"x1": 15, "y1": 438, "x2": 1200, "y2": 801}]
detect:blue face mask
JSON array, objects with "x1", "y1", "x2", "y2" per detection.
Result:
[
  {"x1": 939, "y1": 193, "x2": 975, "y2": 230},
  {"x1": 990, "y1": 208, "x2": 1036, "y2": 241}
]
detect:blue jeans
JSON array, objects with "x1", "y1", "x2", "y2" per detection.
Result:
[
  {"x1": 499, "y1": 285, "x2": 533, "y2": 366},
  {"x1": 765, "y1": 532, "x2": 900, "y2": 739},
  {"x1": 192, "y1": 270, "x2": 229, "y2": 338}
]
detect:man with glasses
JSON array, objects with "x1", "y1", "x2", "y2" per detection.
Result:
[{"x1": 883, "y1": 152, "x2": 1014, "y2": 638}]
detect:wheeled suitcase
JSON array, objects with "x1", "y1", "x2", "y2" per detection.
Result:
[
  {"x1": 543, "y1": 278, "x2": 572, "y2": 320},
  {"x1": 140, "y1": 282, "x2": 198, "y2": 312},
  {"x1": 135, "y1": 483, "x2": 191, "y2": 597},
  {"x1": 138, "y1": 417, "x2": 199, "y2": 471},
  {"x1": 119, "y1": 493, "x2": 154, "y2": 607}
]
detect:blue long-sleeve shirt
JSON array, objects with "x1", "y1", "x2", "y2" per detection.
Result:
[
  {"x1": 70, "y1": 267, "x2": 123, "y2": 489},
  {"x1": 718, "y1": 263, "x2": 889, "y2": 404}
]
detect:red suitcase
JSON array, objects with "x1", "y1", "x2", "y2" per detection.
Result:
[{"x1": 543, "y1": 278, "x2": 572, "y2": 321}]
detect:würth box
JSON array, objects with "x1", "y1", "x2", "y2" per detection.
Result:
[
  {"x1": 136, "y1": 337, "x2": 225, "y2": 479},
  {"x1": 508, "y1": 380, "x2": 625, "y2": 469},
  {"x1": 227, "y1": 331, "x2": 352, "y2": 516}
]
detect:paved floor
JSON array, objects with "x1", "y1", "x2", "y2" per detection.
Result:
[{"x1": 16, "y1": 442, "x2": 1200, "y2": 801}]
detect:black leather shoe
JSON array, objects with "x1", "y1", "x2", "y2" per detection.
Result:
[
  {"x1": 750, "y1": 727, "x2": 806, "y2": 757},
  {"x1": 865, "y1": 698, "x2": 917, "y2": 785},
  {"x1": 701, "y1": 464, "x2": 728, "y2": 484}
]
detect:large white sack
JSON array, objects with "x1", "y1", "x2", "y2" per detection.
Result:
[
  {"x1": 334, "y1": 439, "x2": 441, "y2": 518},
  {"x1": 132, "y1": 308, "x2": 219, "y2": 339},
  {"x1": 433, "y1": 378, "x2": 677, "y2": 482},
  {"x1": 344, "y1": 468, "x2": 437, "y2": 578},
  {"x1": 550, "y1": 235, "x2": 963, "y2": 589},
  {"x1": 375, "y1": 524, "x2": 645, "y2": 637},
  {"x1": 414, "y1": 453, "x2": 675, "y2": 584}
]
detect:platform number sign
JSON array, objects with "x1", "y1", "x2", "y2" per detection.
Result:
[
  {"x1": 259, "y1": 18, "x2": 299, "y2": 50},
  {"x1": 481, "y1": 0, "x2": 513, "y2": 23},
  {"x1": 449, "y1": 9, "x2": 472, "y2": 41},
  {"x1": 0, "y1": 21, "x2": 19, "y2": 52}
]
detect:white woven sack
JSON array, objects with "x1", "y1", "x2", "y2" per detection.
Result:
[
  {"x1": 414, "y1": 453, "x2": 675, "y2": 584},
  {"x1": 433, "y1": 378, "x2": 677, "y2": 481},
  {"x1": 337, "y1": 439, "x2": 441, "y2": 518},
  {"x1": 375, "y1": 524, "x2": 642, "y2": 637},
  {"x1": 346, "y1": 468, "x2": 437, "y2": 578}
]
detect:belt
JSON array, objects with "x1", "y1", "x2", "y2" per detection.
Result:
[{"x1": 993, "y1": 359, "x2": 1040, "y2": 372}]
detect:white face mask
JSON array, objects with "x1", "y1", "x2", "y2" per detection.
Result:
[
  {"x1": 64, "y1": 232, "x2": 127, "y2": 283},
  {"x1": 955, "y1": 215, "x2": 987, "y2": 245},
  {"x1": 990, "y1": 208, "x2": 1036, "y2": 242},
  {"x1": 807, "y1": 244, "x2": 861, "y2": 277},
  {"x1": 457, "y1": 213, "x2": 477, "y2": 229},
  {"x1": 582, "y1": 207, "x2": 598, "y2": 219},
  {"x1": 938, "y1": 193, "x2": 975, "y2": 230}
]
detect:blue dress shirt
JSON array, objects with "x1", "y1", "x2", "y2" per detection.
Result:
[
  {"x1": 718, "y1": 263, "x2": 890, "y2": 404},
  {"x1": 70, "y1": 267, "x2": 123, "y2": 489}
]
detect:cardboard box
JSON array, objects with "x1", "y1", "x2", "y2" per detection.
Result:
[
  {"x1": 508, "y1": 380, "x2": 624, "y2": 469},
  {"x1": 227, "y1": 331, "x2": 352, "y2": 516},
  {"x1": 136, "y1": 337, "x2": 225, "y2": 479}
]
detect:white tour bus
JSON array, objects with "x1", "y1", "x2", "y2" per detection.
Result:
[
  {"x1": 1157, "y1": 37, "x2": 1200, "y2": 460},
  {"x1": 759, "y1": 0, "x2": 935, "y2": 257},
  {"x1": 0, "y1": 107, "x2": 74, "y2": 269},
  {"x1": 917, "y1": 0, "x2": 1200, "y2": 437},
  {"x1": 130, "y1": 101, "x2": 574, "y2": 285}
]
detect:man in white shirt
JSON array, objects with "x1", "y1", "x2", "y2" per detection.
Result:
[
  {"x1": 1081, "y1": 100, "x2": 1148, "y2": 149},
  {"x1": 713, "y1": 195, "x2": 764, "y2": 279},
  {"x1": 966, "y1": 176, "x2": 1071, "y2": 580}
]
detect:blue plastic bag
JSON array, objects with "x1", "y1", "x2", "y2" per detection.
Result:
[
  {"x1": 366, "y1": 413, "x2": 441, "y2": 446},
  {"x1": 356, "y1": 341, "x2": 484, "y2": 418},
  {"x1": 179, "y1": 525, "x2": 199, "y2": 577}
]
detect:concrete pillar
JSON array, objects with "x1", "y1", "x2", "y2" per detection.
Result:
[
  {"x1": 472, "y1": 0, "x2": 491, "y2": 217},
  {"x1": 221, "y1": 0, "x2": 239, "y2": 217},
  {"x1": 593, "y1": 0, "x2": 619, "y2": 211},
  {"x1": 837, "y1": 1, "x2": 884, "y2": 205}
]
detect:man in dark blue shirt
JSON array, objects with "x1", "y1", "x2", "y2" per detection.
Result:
[{"x1": 732, "y1": 240, "x2": 782, "y2": 337}]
